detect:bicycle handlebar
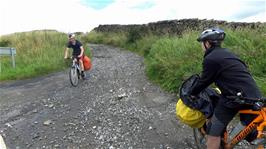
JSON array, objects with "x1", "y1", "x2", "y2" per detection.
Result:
[
  {"x1": 227, "y1": 96, "x2": 266, "y2": 102},
  {"x1": 65, "y1": 56, "x2": 80, "y2": 59},
  {"x1": 226, "y1": 93, "x2": 266, "y2": 109}
]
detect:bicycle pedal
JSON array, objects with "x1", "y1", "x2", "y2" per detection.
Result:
[{"x1": 82, "y1": 77, "x2": 88, "y2": 80}]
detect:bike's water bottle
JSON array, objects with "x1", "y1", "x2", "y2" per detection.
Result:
[{"x1": 229, "y1": 122, "x2": 245, "y2": 140}]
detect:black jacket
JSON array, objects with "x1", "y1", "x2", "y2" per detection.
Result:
[
  {"x1": 191, "y1": 46, "x2": 261, "y2": 99},
  {"x1": 67, "y1": 40, "x2": 83, "y2": 56}
]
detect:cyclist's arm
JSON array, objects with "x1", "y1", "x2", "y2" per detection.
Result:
[
  {"x1": 191, "y1": 59, "x2": 219, "y2": 95},
  {"x1": 64, "y1": 47, "x2": 70, "y2": 59},
  {"x1": 78, "y1": 46, "x2": 84, "y2": 58}
]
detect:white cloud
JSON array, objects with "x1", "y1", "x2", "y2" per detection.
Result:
[
  {"x1": 93, "y1": 0, "x2": 265, "y2": 24},
  {"x1": 239, "y1": 12, "x2": 266, "y2": 22},
  {"x1": 0, "y1": 0, "x2": 265, "y2": 35},
  {"x1": 0, "y1": 0, "x2": 98, "y2": 35}
]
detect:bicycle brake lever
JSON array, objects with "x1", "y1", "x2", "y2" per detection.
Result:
[{"x1": 253, "y1": 102, "x2": 264, "y2": 110}]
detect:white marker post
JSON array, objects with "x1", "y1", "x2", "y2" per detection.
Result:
[{"x1": 0, "y1": 134, "x2": 7, "y2": 149}]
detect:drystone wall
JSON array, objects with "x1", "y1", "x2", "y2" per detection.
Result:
[{"x1": 93, "y1": 19, "x2": 265, "y2": 36}]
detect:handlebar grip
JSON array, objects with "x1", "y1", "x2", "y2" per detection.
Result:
[
  {"x1": 226, "y1": 96, "x2": 237, "y2": 100},
  {"x1": 260, "y1": 98, "x2": 266, "y2": 103}
]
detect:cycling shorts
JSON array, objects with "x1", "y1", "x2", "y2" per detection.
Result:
[
  {"x1": 72, "y1": 54, "x2": 84, "y2": 61},
  {"x1": 207, "y1": 97, "x2": 255, "y2": 137}
]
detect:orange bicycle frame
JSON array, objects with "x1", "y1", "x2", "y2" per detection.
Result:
[{"x1": 224, "y1": 107, "x2": 266, "y2": 149}]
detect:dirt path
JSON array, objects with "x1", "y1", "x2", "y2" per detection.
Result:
[{"x1": 0, "y1": 44, "x2": 195, "y2": 149}]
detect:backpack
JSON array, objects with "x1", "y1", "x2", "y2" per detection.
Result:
[{"x1": 83, "y1": 55, "x2": 92, "y2": 71}]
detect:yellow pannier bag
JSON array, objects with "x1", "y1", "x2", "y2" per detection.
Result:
[{"x1": 176, "y1": 99, "x2": 206, "y2": 128}]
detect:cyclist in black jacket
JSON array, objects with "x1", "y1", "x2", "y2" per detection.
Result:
[{"x1": 190, "y1": 28, "x2": 261, "y2": 149}]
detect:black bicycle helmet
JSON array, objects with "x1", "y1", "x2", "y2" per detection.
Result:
[
  {"x1": 197, "y1": 28, "x2": 225, "y2": 43},
  {"x1": 68, "y1": 33, "x2": 75, "y2": 39}
]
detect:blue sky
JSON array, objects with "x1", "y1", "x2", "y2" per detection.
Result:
[
  {"x1": 229, "y1": 1, "x2": 265, "y2": 20},
  {"x1": 81, "y1": 0, "x2": 155, "y2": 10},
  {"x1": 131, "y1": 1, "x2": 155, "y2": 10},
  {"x1": 0, "y1": 0, "x2": 265, "y2": 35},
  {"x1": 81, "y1": 0, "x2": 115, "y2": 9}
]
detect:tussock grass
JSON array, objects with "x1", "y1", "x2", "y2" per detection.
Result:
[
  {"x1": 2, "y1": 27, "x2": 266, "y2": 95},
  {"x1": 0, "y1": 30, "x2": 91, "y2": 80},
  {"x1": 86, "y1": 27, "x2": 266, "y2": 94}
]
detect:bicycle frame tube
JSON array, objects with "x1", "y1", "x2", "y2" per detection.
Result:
[
  {"x1": 224, "y1": 108, "x2": 266, "y2": 149},
  {"x1": 72, "y1": 58, "x2": 80, "y2": 70},
  {"x1": 240, "y1": 108, "x2": 266, "y2": 138},
  {"x1": 72, "y1": 58, "x2": 77, "y2": 66},
  {"x1": 257, "y1": 108, "x2": 266, "y2": 138}
]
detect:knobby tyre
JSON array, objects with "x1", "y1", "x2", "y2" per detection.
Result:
[
  {"x1": 193, "y1": 128, "x2": 226, "y2": 149},
  {"x1": 69, "y1": 66, "x2": 79, "y2": 87},
  {"x1": 193, "y1": 128, "x2": 207, "y2": 149}
]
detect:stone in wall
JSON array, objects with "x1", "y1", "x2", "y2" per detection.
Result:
[{"x1": 93, "y1": 19, "x2": 265, "y2": 36}]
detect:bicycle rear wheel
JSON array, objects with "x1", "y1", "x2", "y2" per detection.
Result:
[
  {"x1": 194, "y1": 128, "x2": 228, "y2": 149},
  {"x1": 69, "y1": 66, "x2": 79, "y2": 87}
]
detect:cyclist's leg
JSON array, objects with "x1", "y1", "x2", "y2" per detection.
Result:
[
  {"x1": 206, "y1": 100, "x2": 239, "y2": 148},
  {"x1": 207, "y1": 135, "x2": 221, "y2": 149},
  {"x1": 78, "y1": 55, "x2": 85, "y2": 71},
  {"x1": 78, "y1": 56, "x2": 85, "y2": 78}
]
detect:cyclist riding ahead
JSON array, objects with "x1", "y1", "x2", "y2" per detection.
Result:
[
  {"x1": 190, "y1": 28, "x2": 262, "y2": 149},
  {"x1": 64, "y1": 33, "x2": 86, "y2": 79}
]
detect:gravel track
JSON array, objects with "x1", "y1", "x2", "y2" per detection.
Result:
[{"x1": 0, "y1": 44, "x2": 197, "y2": 149}]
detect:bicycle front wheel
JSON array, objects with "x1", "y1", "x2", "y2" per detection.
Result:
[
  {"x1": 194, "y1": 128, "x2": 228, "y2": 149},
  {"x1": 193, "y1": 128, "x2": 207, "y2": 149},
  {"x1": 69, "y1": 66, "x2": 79, "y2": 87}
]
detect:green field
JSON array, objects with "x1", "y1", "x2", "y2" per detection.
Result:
[
  {"x1": 84, "y1": 27, "x2": 266, "y2": 95},
  {"x1": 1, "y1": 27, "x2": 266, "y2": 95},
  {"x1": 0, "y1": 30, "x2": 91, "y2": 80}
]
